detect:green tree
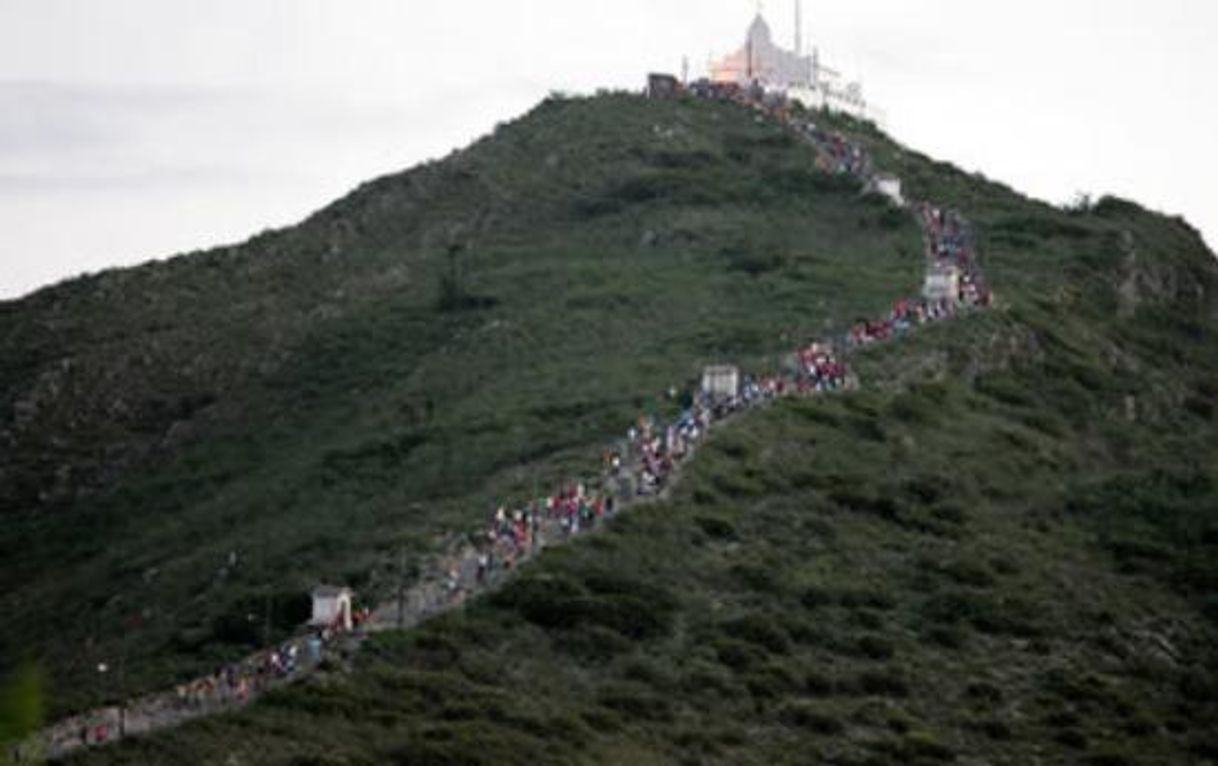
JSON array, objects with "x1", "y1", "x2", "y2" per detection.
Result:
[{"x1": 0, "y1": 664, "x2": 44, "y2": 765}]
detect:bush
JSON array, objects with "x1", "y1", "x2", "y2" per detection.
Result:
[
  {"x1": 744, "y1": 664, "x2": 800, "y2": 701},
  {"x1": 730, "y1": 562, "x2": 783, "y2": 593},
  {"x1": 965, "y1": 682, "x2": 1003, "y2": 705},
  {"x1": 694, "y1": 515, "x2": 737, "y2": 540},
  {"x1": 849, "y1": 610, "x2": 884, "y2": 630},
  {"x1": 803, "y1": 670, "x2": 835, "y2": 697},
  {"x1": 856, "y1": 635, "x2": 896, "y2": 661},
  {"x1": 976, "y1": 718, "x2": 1012, "y2": 740},
  {"x1": 939, "y1": 557, "x2": 998, "y2": 588},
  {"x1": 490, "y1": 574, "x2": 587, "y2": 630},
  {"x1": 778, "y1": 702, "x2": 844, "y2": 734},
  {"x1": 921, "y1": 591, "x2": 1040, "y2": 637},
  {"x1": 574, "y1": 594, "x2": 675, "y2": 641},
  {"x1": 801, "y1": 586, "x2": 834, "y2": 609},
  {"x1": 556, "y1": 624, "x2": 632, "y2": 664},
  {"x1": 727, "y1": 251, "x2": 787, "y2": 277},
  {"x1": 721, "y1": 614, "x2": 792, "y2": 654},
  {"x1": 901, "y1": 731, "x2": 956, "y2": 761},
  {"x1": 922, "y1": 625, "x2": 968, "y2": 650},
  {"x1": 681, "y1": 661, "x2": 737, "y2": 697},
  {"x1": 837, "y1": 589, "x2": 897, "y2": 610},
  {"x1": 1055, "y1": 728, "x2": 1089, "y2": 749},
  {"x1": 492, "y1": 573, "x2": 676, "y2": 640},
  {"x1": 857, "y1": 669, "x2": 909, "y2": 698},
  {"x1": 713, "y1": 639, "x2": 767, "y2": 672},
  {"x1": 597, "y1": 682, "x2": 674, "y2": 722}
]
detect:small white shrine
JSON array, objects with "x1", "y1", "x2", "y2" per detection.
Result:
[
  {"x1": 310, "y1": 585, "x2": 353, "y2": 631},
  {"x1": 872, "y1": 174, "x2": 904, "y2": 206},
  {"x1": 923, "y1": 264, "x2": 961, "y2": 304},
  {"x1": 702, "y1": 365, "x2": 741, "y2": 400}
]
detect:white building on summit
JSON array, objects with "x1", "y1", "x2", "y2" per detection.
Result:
[
  {"x1": 710, "y1": 13, "x2": 813, "y2": 88},
  {"x1": 708, "y1": 5, "x2": 883, "y2": 124}
]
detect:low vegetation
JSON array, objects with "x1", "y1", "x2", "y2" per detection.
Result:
[{"x1": 3, "y1": 91, "x2": 1217, "y2": 764}]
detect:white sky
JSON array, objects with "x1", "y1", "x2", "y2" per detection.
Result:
[{"x1": 0, "y1": 0, "x2": 1214, "y2": 299}]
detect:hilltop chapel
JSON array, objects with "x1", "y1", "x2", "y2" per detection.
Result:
[{"x1": 707, "y1": 3, "x2": 880, "y2": 123}]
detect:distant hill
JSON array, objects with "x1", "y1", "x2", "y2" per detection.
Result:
[{"x1": 3, "y1": 91, "x2": 1217, "y2": 764}]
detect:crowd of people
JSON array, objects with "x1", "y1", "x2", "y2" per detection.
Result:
[
  {"x1": 730, "y1": 88, "x2": 992, "y2": 346},
  {"x1": 21, "y1": 83, "x2": 996, "y2": 765},
  {"x1": 171, "y1": 635, "x2": 323, "y2": 711},
  {"x1": 458, "y1": 82, "x2": 996, "y2": 603},
  {"x1": 463, "y1": 344, "x2": 856, "y2": 592},
  {"x1": 800, "y1": 122, "x2": 871, "y2": 177},
  {"x1": 24, "y1": 623, "x2": 345, "y2": 760},
  {"x1": 920, "y1": 202, "x2": 992, "y2": 308}
]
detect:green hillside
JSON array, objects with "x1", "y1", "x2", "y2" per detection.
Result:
[
  {"x1": 5, "y1": 89, "x2": 1218, "y2": 765},
  {"x1": 2, "y1": 93, "x2": 924, "y2": 716}
]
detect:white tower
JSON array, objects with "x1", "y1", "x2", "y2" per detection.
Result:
[{"x1": 794, "y1": 0, "x2": 803, "y2": 56}]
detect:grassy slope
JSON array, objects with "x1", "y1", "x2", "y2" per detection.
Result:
[
  {"x1": 0, "y1": 94, "x2": 924, "y2": 716},
  {"x1": 60, "y1": 100, "x2": 1218, "y2": 764}
]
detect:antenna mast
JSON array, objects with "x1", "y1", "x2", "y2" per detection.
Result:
[{"x1": 795, "y1": 0, "x2": 803, "y2": 55}]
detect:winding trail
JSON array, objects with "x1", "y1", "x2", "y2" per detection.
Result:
[{"x1": 15, "y1": 90, "x2": 988, "y2": 763}]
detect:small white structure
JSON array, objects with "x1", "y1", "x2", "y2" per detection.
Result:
[
  {"x1": 923, "y1": 264, "x2": 961, "y2": 304},
  {"x1": 872, "y1": 174, "x2": 904, "y2": 206},
  {"x1": 702, "y1": 365, "x2": 741, "y2": 400},
  {"x1": 310, "y1": 585, "x2": 353, "y2": 631}
]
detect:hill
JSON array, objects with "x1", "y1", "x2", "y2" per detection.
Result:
[
  {"x1": 2, "y1": 92, "x2": 925, "y2": 717},
  {"x1": 4, "y1": 90, "x2": 1218, "y2": 764}
]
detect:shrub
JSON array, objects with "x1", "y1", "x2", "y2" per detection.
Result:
[
  {"x1": 857, "y1": 669, "x2": 909, "y2": 698},
  {"x1": 619, "y1": 658, "x2": 674, "y2": 690},
  {"x1": 744, "y1": 664, "x2": 800, "y2": 701},
  {"x1": 493, "y1": 573, "x2": 676, "y2": 641},
  {"x1": 680, "y1": 661, "x2": 737, "y2": 697},
  {"x1": 1119, "y1": 714, "x2": 1155, "y2": 737},
  {"x1": 727, "y1": 251, "x2": 787, "y2": 277},
  {"x1": 849, "y1": 610, "x2": 884, "y2": 630},
  {"x1": 940, "y1": 557, "x2": 998, "y2": 588},
  {"x1": 597, "y1": 683, "x2": 674, "y2": 723},
  {"x1": 922, "y1": 625, "x2": 968, "y2": 650},
  {"x1": 965, "y1": 682, "x2": 1004, "y2": 706},
  {"x1": 730, "y1": 562, "x2": 782, "y2": 593},
  {"x1": 556, "y1": 624, "x2": 632, "y2": 664},
  {"x1": 976, "y1": 718, "x2": 1012, "y2": 740},
  {"x1": 574, "y1": 594, "x2": 675, "y2": 641},
  {"x1": 837, "y1": 589, "x2": 897, "y2": 610},
  {"x1": 803, "y1": 670, "x2": 835, "y2": 697},
  {"x1": 1055, "y1": 728, "x2": 1089, "y2": 749},
  {"x1": 901, "y1": 731, "x2": 956, "y2": 761},
  {"x1": 1045, "y1": 710, "x2": 1081, "y2": 728},
  {"x1": 856, "y1": 635, "x2": 897, "y2": 661},
  {"x1": 778, "y1": 702, "x2": 844, "y2": 734},
  {"x1": 490, "y1": 574, "x2": 587, "y2": 630},
  {"x1": 922, "y1": 591, "x2": 1040, "y2": 637},
  {"x1": 694, "y1": 515, "x2": 737, "y2": 540},
  {"x1": 713, "y1": 638, "x2": 767, "y2": 672},
  {"x1": 801, "y1": 586, "x2": 834, "y2": 609},
  {"x1": 721, "y1": 614, "x2": 792, "y2": 654}
]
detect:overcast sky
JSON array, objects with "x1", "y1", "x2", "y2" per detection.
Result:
[{"x1": 1, "y1": 0, "x2": 1214, "y2": 300}]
